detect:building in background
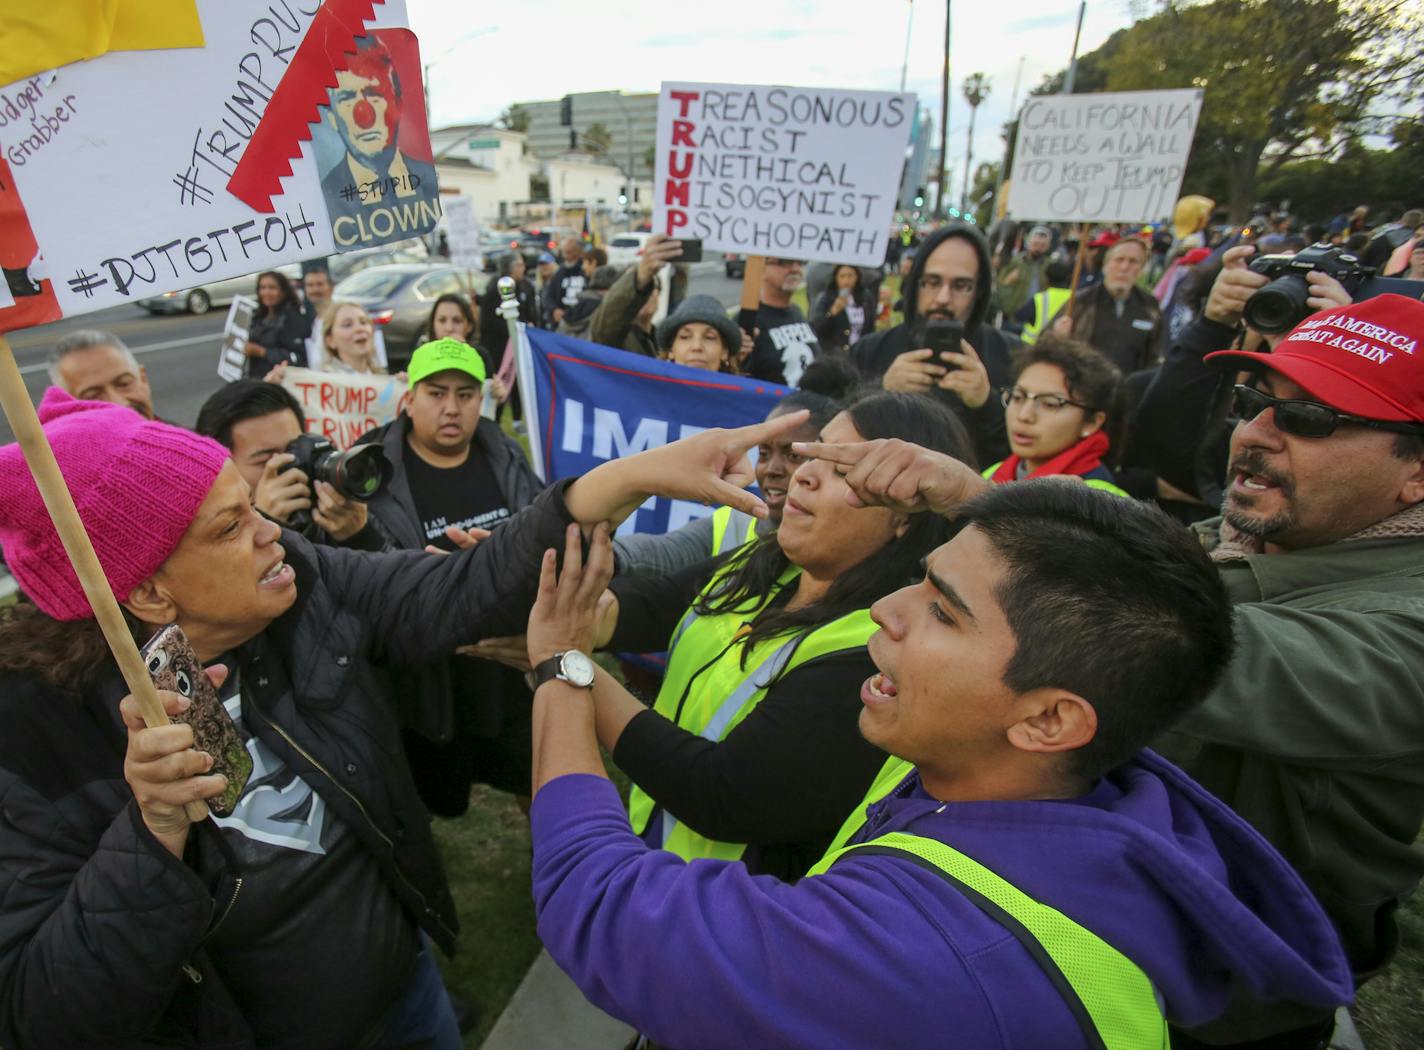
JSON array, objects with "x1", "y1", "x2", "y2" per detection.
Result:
[
  {"x1": 898, "y1": 104, "x2": 934, "y2": 213},
  {"x1": 517, "y1": 90, "x2": 658, "y2": 188}
]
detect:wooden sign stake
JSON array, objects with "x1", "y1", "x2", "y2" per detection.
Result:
[
  {"x1": 737, "y1": 255, "x2": 766, "y2": 338},
  {"x1": 0, "y1": 333, "x2": 208, "y2": 823}
]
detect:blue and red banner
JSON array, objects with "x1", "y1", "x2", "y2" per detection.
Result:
[{"x1": 519, "y1": 326, "x2": 790, "y2": 535}]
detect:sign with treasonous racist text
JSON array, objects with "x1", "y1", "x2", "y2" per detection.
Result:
[
  {"x1": 653, "y1": 82, "x2": 915, "y2": 267},
  {"x1": 1006, "y1": 88, "x2": 1203, "y2": 224},
  {"x1": 0, "y1": 0, "x2": 438, "y2": 334},
  {"x1": 280, "y1": 366, "x2": 405, "y2": 449},
  {"x1": 518, "y1": 327, "x2": 788, "y2": 535}
]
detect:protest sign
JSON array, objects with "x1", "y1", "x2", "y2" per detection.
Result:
[
  {"x1": 1006, "y1": 89, "x2": 1204, "y2": 224},
  {"x1": 518, "y1": 326, "x2": 789, "y2": 534},
  {"x1": 653, "y1": 82, "x2": 915, "y2": 267},
  {"x1": 280, "y1": 366, "x2": 406, "y2": 449},
  {"x1": 217, "y1": 293, "x2": 256, "y2": 381},
  {"x1": 444, "y1": 194, "x2": 482, "y2": 269},
  {"x1": 0, "y1": 0, "x2": 438, "y2": 334}
]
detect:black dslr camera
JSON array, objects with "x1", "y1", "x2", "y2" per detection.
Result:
[
  {"x1": 1243, "y1": 243, "x2": 1372, "y2": 335},
  {"x1": 283, "y1": 433, "x2": 392, "y2": 531}
]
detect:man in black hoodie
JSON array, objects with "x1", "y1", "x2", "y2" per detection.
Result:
[{"x1": 851, "y1": 223, "x2": 1012, "y2": 466}]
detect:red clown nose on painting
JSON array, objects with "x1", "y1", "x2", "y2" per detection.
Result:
[{"x1": 353, "y1": 99, "x2": 376, "y2": 128}]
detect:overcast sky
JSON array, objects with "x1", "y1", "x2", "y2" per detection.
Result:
[{"x1": 408, "y1": 0, "x2": 1141, "y2": 178}]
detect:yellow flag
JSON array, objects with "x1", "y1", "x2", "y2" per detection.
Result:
[{"x1": 0, "y1": 0, "x2": 204, "y2": 88}]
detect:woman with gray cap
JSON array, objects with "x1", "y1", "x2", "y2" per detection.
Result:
[{"x1": 656, "y1": 294, "x2": 743, "y2": 372}]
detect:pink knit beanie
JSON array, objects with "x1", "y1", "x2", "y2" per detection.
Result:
[{"x1": 0, "y1": 388, "x2": 230, "y2": 621}]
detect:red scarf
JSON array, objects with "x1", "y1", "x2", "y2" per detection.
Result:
[{"x1": 991, "y1": 430, "x2": 1111, "y2": 484}]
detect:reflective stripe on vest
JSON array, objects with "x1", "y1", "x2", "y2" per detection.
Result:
[
  {"x1": 981, "y1": 462, "x2": 1131, "y2": 500},
  {"x1": 807, "y1": 831, "x2": 1168, "y2": 1050},
  {"x1": 627, "y1": 561, "x2": 877, "y2": 862},
  {"x1": 814, "y1": 754, "x2": 914, "y2": 867},
  {"x1": 710, "y1": 505, "x2": 758, "y2": 556},
  {"x1": 1022, "y1": 287, "x2": 1073, "y2": 344}
]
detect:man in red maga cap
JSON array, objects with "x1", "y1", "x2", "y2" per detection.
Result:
[{"x1": 1160, "y1": 293, "x2": 1424, "y2": 1048}]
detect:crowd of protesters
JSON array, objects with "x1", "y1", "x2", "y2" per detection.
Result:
[{"x1": 0, "y1": 184, "x2": 1421, "y2": 1050}]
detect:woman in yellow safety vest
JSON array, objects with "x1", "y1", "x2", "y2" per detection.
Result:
[
  {"x1": 587, "y1": 391, "x2": 974, "y2": 880},
  {"x1": 984, "y1": 336, "x2": 1130, "y2": 498}
]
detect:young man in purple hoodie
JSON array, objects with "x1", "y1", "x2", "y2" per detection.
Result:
[{"x1": 522, "y1": 452, "x2": 1353, "y2": 1049}]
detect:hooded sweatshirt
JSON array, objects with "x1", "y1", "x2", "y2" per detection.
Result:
[
  {"x1": 852, "y1": 224, "x2": 1013, "y2": 467},
  {"x1": 531, "y1": 751, "x2": 1351, "y2": 1050}
]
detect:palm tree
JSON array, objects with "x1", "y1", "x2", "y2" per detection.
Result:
[
  {"x1": 582, "y1": 122, "x2": 613, "y2": 155},
  {"x1": 960, "y1": 73, "x2": 991, "y2": 213}
]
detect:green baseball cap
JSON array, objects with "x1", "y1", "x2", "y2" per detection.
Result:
[{"x1": 407, "y1": 338, "x2": 488, "y2": 386}]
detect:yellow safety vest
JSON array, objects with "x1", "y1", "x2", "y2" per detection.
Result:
[
  {"x1": 982, "y1": 462, "x2": 1131, "y2": 500},
  {"x1": 1022, "y1": 287, "x2": 1073, "y2": 344},
  {"x1": 627, "y1": 562, "x2": 878, "y2": 862},
  {"x1": 808, "y1": 830, "x2": 1169, "y2": 1049},
  {"x1": 709, "y1": 505, "x2": 758, "y2": 556}
]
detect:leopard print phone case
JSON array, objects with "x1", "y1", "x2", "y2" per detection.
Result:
[{"x1": 140, "y1": 624, "x2": 252, "y2": 816}]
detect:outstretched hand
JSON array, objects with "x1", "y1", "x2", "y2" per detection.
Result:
[
  {"x1": 791, "y1": 437, "x2": 988, "y2": 517},
  {"x1": 565, "y1": 409, "x2": 811, "y2": 525},
  {"x1": 526, "y1": 522, "x2": 615, "y2": 668}
]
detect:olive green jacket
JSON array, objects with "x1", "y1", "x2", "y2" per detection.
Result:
[{"x1": 1159, "y1": 518, "x2": 1424, "y2": 988}]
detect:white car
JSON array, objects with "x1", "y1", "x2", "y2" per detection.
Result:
[{"x1": 606, "y1": 231, "x2": 653, "y2": 267}]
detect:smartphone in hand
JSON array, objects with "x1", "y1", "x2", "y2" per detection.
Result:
[
  {"x1": 141, "y1": 624, "x2": 253, "y2": 816},
  {"x1": 923, "y1": 318, "x2": 966, "y2": 371},
  {"x1": 676, "y1": 237, "x2": 703, "y2": 263}
]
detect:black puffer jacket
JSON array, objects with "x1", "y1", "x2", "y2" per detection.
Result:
[{"x1": 0, "y1": 485, "x2": 572, "y2": 1049}]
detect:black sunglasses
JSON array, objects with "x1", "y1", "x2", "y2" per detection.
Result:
[{"x1": 1231, "y1": 384, "x2": 1424, "y2": 439}]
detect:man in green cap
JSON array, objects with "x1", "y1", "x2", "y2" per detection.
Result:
[{"x1": 355, "y1": 338, "x2": 545, "y2": 820}]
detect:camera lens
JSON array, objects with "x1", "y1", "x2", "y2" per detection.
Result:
[
  {"x1": 317, "y1": 445, "x2": 391, "y2": 501},
  {"x1": 1243, "y1": 275, "x2": 1310, "y2": 335}
]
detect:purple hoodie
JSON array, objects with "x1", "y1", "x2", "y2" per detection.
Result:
[{"x1": 530, "y1": 750, "x2": 1352, "y2": 1049}]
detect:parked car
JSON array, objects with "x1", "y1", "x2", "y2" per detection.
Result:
[
  {"x1": 137, "y1": 264, "x2": 301, "y2": 316},
  {"x1": 327, "y1": 241, "x2": 428, "y2": 283},
  {"x1": 724, "y1": 252, "x2": 745, "y2": 278},
  {"x1": 330, "y1": 264, "x2": 484, "y2": 370},
  {"x1": 606, "y1": 231, "x2": 653, "y2": 267}
]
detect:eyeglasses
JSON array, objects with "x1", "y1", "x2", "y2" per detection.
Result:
[
  {"x1": 1002, "y1": 388, "x2": 1089, "y2": 412},
  {"x1": 1231, "y1": 384, "x2": 1424, "y2": 439},
  {"x1": 919, "y1": 274, "x2": 977, "y2": 297}
]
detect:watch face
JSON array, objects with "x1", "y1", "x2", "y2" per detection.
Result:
[{"x1": 559, "y1": 650, "x2": 596, "y2": 688}]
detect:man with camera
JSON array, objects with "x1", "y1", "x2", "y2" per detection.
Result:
[
  {"x1": 194, "y1": 381, "x2": 394, "y2": 553},
  {"x1": 1148, "y1": 291, "x2": 1424, "y2": 1048},
  {"x1": 851, "y1": 223, "x2": 1012, "y2": 467}
]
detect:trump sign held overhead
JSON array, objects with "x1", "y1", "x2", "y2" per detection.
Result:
[
  {"x1": 518, "y1": 327, "x2": 789, "y2": 535},
  {"x1": 0, "y1": 0, "x2": 439, "y2": 334},
  {"x1": 1006, "y1": 89, "x2": 1204, "y2": 224},
  {"x1": 654, "y1": 82, "x2": 915, "y2": 267}
]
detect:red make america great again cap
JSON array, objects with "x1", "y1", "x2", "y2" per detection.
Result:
[{"x1": 1206, "y1": 294, "x2": 1424, "y2": 423}]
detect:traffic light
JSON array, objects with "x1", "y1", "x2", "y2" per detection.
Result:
[
  {"x1": 948, "y1": 206, "x2": 961, "y2": 219},
  {"x1": 560, "y1": 95, "x2": 573, "y2": 126},
  {"x1": 618, "y1": 185, "x2": 629, "y2": 206},
  {"x1": 913, "y1": 186, "x2": 926, "y2": 208}
]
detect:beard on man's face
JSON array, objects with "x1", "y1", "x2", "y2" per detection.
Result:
[{"x1": 1222, "y1": 447, "x2": 1297, "y2": 538}]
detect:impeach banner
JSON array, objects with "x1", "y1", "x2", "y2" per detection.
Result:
[
  {"x1": 518, "y1": 327, "x2": 789, "y2": 535},
  {"x1": 1006, "y1": 88, "x2": 1204, "y2": 224},
  {"x1": 653, "y1": 81, "x2": 915, "y2": 267},
  {"x1": 280, "y1": 366, "x2": 406, "y2": 449}
]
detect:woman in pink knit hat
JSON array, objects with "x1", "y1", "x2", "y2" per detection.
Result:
[{"x1": 0, "y1": 387, "x2": 805, "y2": 1050}]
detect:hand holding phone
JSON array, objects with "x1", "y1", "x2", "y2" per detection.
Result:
[
  {"x1": 141, "y1": 625, "x2": 253, "y2": 816},
  {"x1": 922, "y1": 318, "x2": 965, "y2": 371},
  {"x1": 675, "y1": 237, "x2": 703, "y2": 263}
]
